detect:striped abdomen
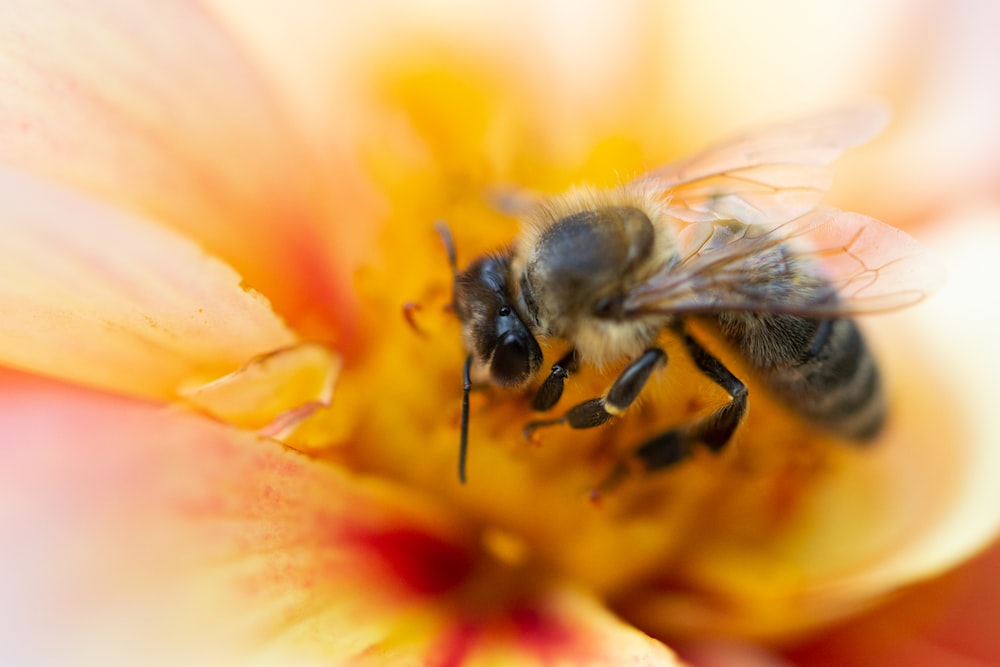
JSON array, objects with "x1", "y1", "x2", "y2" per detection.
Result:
[{"x1": 713, "y1": 313, "x2": 885, "y2": 441}]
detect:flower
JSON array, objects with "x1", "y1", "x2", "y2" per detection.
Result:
[{"x1": 1, "y1": 1, "x2": 999, "y2": 666}]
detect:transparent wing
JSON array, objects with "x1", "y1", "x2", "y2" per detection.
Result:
[
  {"x1": 631, "y1": 105, "x2": 890, "y2": 224},
  {"x1": 622, "y1": 208, "x2": 944, "y2": 317}
]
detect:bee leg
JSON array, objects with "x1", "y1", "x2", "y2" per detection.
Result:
[
  {"x1": 591, "y1": 334, "x2": 747, "y2": 497},
  {"x1": 639, "y1": 331, "x2": 748, "y2": 471},
  {"x1": 531, "y1": 349, "x2": 579, "y2": 411},
  {"x1": 524, "y1": 348, "x2": 667, "y2": 437}
]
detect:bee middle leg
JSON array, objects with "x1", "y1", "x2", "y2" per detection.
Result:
[
  {"x1": 523, "y1": 348, "x2": 667, "y2": 437},
  {"x1": 624, "y1": 330, "x2": 748, "y2": 476},
  {"x1": 590, "y1": 332, "x2": 747, "y2": 497}
]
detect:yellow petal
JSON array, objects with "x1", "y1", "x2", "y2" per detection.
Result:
[
  {"x1": 0, "y1": 0, "x2": 369, "y2": 341},
  {"x1": 0, "y1": 166, "x2": 295, "y2": 400},
  {"x1": 180, "y1": 342, "x2": 342, "y2": 443}
]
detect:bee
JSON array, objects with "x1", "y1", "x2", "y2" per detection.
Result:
[{"x1": 441, "y1": 106, "x2": 941, "y2": 487}]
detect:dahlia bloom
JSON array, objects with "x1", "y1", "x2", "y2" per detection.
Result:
[{"x1": 1, "y1": 2, "x2": 999, "y2": 666}]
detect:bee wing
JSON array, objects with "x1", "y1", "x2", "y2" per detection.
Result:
[
  {"x1": 622, "y1": 209, "x2": 944, "y2": 317},
  {"x1": 632, "y1": 105, "x2": 890, "y2": 224}
]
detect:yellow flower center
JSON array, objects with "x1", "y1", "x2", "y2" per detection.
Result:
[{"x1": 215, "y1": 53, "x2": 966, "y2": 643}]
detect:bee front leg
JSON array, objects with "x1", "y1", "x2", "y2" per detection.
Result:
[
  {"x1": 530, "y1": 349, "x2": 579, "y2": 411},
  {"x1": 523, "y1": 348, "x2": 667, "y2": 437}
]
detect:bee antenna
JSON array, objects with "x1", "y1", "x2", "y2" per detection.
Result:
[
  {"x1": 458, "y1": 354, "x2": 472, "y2": 484},
  {"x1": 434, "y1": 221, "x2": 459, "y2": 277}
]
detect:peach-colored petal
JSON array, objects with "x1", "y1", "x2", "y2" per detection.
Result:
[
  {"x1": 0, "y1": 0, "x2": 368, "y2": 343},
  {"x1": 203, "y1": 2, "x2": 613, "y2": 129},
  {"x1": 0, "y1": 167, "x2": 297, "y2": 400},
  {"x1": 626, "y1": 2, "x2": 1000, "y2": 219},
  {"x1": 0, "y1": 367, "x2": 683, "y2": 666},
  {"x1": 785, "y1": 538, "x2": 1000, "y2": 667},
  {"x1": 825, "y1": 208, "x2": 1000, "y2": 590}
]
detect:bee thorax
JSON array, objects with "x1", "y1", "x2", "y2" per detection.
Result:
[{"x1": 571, "y1": 317, "x2": 665, "y2": 368}]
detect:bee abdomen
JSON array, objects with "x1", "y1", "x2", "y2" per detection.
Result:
[{"x1": 716, "y1": 314, "x2": 885, "y2": 441}]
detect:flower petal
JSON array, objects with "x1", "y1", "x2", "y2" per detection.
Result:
[
  {"x1": 0, "y1": 368, "x2": 685, "y2": 666},
  {"x1": 0, "y1": 368, "x2": 465, "y2": 664},
  {"x1": 0, "y1": 0, "x2": 368, "y2": 342},
  {"x1": 429, "y1": 588, "x2": 686, "y2": 667},
  {"x1": 0, "y1": 166, "x2": 295, "y2": 399},
  {"x1": 180, "y1": 342, "x2": 341, "y2": 442},
  {"x1": 681, "y1": 640, "x2": 794, "y2": 667},
  {"x1": 784, "y1": 538, "x2": 1000, "y2": 667},
  {"x1": 815, "y1": 207, "x2": 1000, "y2": 590}
]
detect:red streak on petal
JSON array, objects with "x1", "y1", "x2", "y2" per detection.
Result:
[
  {"x1": 282, "y1": 215, "x2": 360, "y2": 355},
  {"x1": 511, "y1": 602, "x2": 582, "y2": 661},
  {"x1": 428, "y1": 621, "x2": 477, "y2": 667},
  {"x1": 334, "y1": 522, "x2": 475, "y2": 597},
  {"x1": 426, "y1": 599, "x2": 586, "y2": 665},
  {"x1": 365, "y1": 527, "x2": 474, "y2": 596}
]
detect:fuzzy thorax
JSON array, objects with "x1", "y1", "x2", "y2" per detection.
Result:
[{"x1": 511, "y1": 183, "x2": 677, "y2": 368}]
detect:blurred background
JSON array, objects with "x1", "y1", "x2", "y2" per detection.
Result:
[{"x1": 209, "y1": 0, "x2": 999, "y2": 231}]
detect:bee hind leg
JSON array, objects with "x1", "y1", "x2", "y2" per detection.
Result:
[
  {"x1": 523, "y1": 348, "x2": 666, "y2": 438},
  {"x1": 596, "y1": 332, "x2": 747, "y2": 496}
]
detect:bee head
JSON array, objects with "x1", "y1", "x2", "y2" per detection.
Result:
[
  {"x1": 454, "y1": 253, "x2": 542, "y2": 387},
  {"x1": 436, "y1": 223, "x2": 543, "y2": 485}
]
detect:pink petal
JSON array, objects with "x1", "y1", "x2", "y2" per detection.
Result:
[
  {"x1": 0, "y1": 0, "x2": 368, "y2": 342},
  {"x1": 0, "y1": 167, "x2": 296, "y2": 400},
  {"x1": 0, "y1": 368, "x2": 472, "y2": 663},
  {"x1": 0, "y1": 367, "x2": 684, "y2": 665}
]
